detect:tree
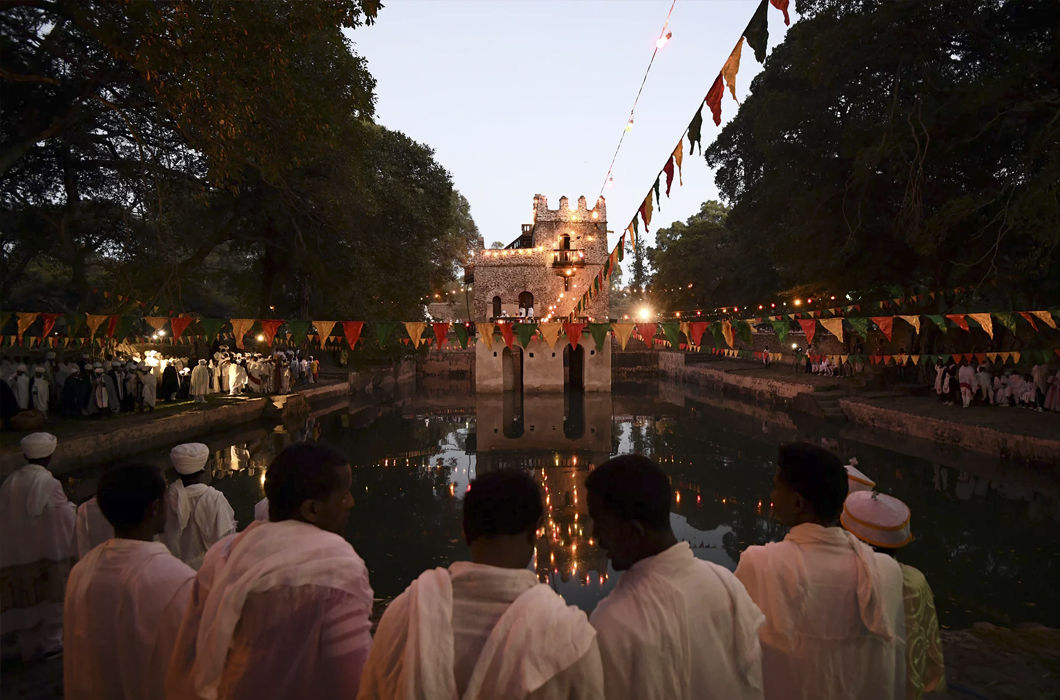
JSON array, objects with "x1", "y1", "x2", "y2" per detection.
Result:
[
  {"x1": 648, "y1": 201, "x2": 778, "y2": 311},
  {"x1": 704, "y1": 0, "x2": 1059, "y2": 302}
]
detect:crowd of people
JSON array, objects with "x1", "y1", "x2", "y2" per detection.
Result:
[
  {"x1": 0, "y1": 431, "x2": 948, "y2": 700},
  {"x1": 0, "y1": 347, "x2": 323, "y2": 428},
  {"x1": 933, "y1": 359, "x2": 1060, "y2": 411}
]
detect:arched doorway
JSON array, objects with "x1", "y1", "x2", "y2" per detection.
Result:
[
  {"x1": 559, "y1": 233, "x2": 571, "y2": 250},
  {"x1": 518, "y1": 291, "x2": 534, "y2": 317},
  {"x1": 491, "y1": 295, "x2": 502, "y2": 318},
  {"x1": 502, "y1": 346, "x2": 523, "y2": 393},
  {"x1": 563, "y1": 344, "x2": 585, "y2": 390}
]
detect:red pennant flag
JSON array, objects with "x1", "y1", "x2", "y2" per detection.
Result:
[
  {"x1": 946, "y1": 314, "x2": 970, "y2": 332},
  {"x1": 975, "y1": 353, "x2": 986, "y2": 363},
  {"x1": 704, "y1": 72, "x2": 724, "y2": 126},
  {"x1": 636, "y1": 323, "x2": 656, "y2": 345},
  {"x1": 105, "y1": 315, "x2": 120, "y2": 338},
  {"x1": 170, "y1": 316, "x2": 194, "y2": 341},
  {"x1": 662, "y1": 156, "x2": 675, "y2": 197},
  {"x1": 40, "y1": 313, "x2": 61, "y2": 339},
  {"x1": 1018, "y1": 311, "x2": 1039, "y2": 331},
  {"x1": 797, "y1": 319, "x2": 817, "y2": 345},
  {"x1": 769, "y1": 0, "x2": 790, "y2": 24},
  {"x1": 498, "y1": 322, "x2": 515, "y2": 349},
  {"x1": 260, "y1": 319, "x2": 283, "y2": 345},
  {"x1": 342, "y1": 321, "x2": 363, "y2": 350},
  {"x1": 872, "y1": 317, "x2": 894, "y2": 341},
  {"x1": 432, "y1": 322, "x2": 450, "y2": 348},
  {"x1": 563, "y1": 322, "x2": 584, "y2": 349},
  {"x1": 689, "y1": 322, "x2": 708, "y2": 346}
]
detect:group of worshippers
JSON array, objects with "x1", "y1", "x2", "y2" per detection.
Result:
[
  {"x1": 209, "y1": 346, "x2": 319, "y2": 398},
  {"x1": 2, "y1": 427, "x2": 948, "y2": 699},
  {"x1": 934, "y1": 358, "x2": 1060, "y2": 411}
]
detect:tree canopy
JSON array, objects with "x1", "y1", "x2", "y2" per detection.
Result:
[
  {"x1": 691, "y1": 0, "x2": 1058, "y2": 307},
  {"x1": 1, "y1": 0, "x2": 477, "y2": 320}
]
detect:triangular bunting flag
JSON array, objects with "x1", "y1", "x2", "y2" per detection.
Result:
[
  {"x1": 721, "y1": 320, "x2": 735, "y2": 348},
  {"x1": 16, "y1": 312, "x2": 39, "y2": 342},
  {"x1": 612, "y1": 323, "x2": 635, "y2": 350},
  {"x1": 260, "y1": 319, "x2": 283, "y2": 346},
  {"x1": 722, "y1": 37, "x2": 744, "y2": 102},
  {"x1": 200, "y1": 318, "x2": 225, "y2": 342},
  {"x1": 819, "y1": 318, "x2": 844, "y2": 344},
  {"x1": 704, "y1": 72, "x2": 724, "y2": 126},
  {"x1": 404, "y1": 322, "x2": 426, "y2": 348},
  {"x1": 538, "y1": 322, "x2": 562, "y2": 349},
  {"x1": 846, "y1": 316, "x2": 869, "y2": 340},
  {"x1": 1031, "y1": 310, "x2": 1057, "y2": 330},
  {"x1": 229, "y1": 319, "x2": 255, "y2": 349},
  {"x1": 432, "y1": 322, "x2": 450, "y2": 348},
  {"x1": 144, "y1": 316, "x2": 168, "y2": 332},
  {"x1": 639, "y1": 192, "x2": 653, "y2": 230},
  {"x1": 313, "y1": 321, "x2": 337, "y2": 348},
  {"x1": 661, "y1": 322, "x2": 681, "y2": 348},
  {"x1": 342, "y1": 321, "x2": 365, "y2": 350},
  {"x1": 453, "y1": 323, "x2": 469, "y2": 349},
  {"x1": 39, "y1": 312, "x2": 61, "y2": 339},
  {"x1": 672, "y1": 141, "x2": 683, "y2": 186},
  {"x1": 170, "y1": 316, "x2": 194, "y2": 341},
  {"x1": 497, "y1": 321, "x2": 514, "y2": 349},
  {"x1": 1011, "y1": 351, "x2": 1021, "y2": 364},
  {"x1": 797, "y1": 319, "x2": 816, "y2": 345},
  {"x1": 588, "y1": 323, "x2": 610, "y2": 351},
  {"x1": 770, "y1": 319, "x2": 790, "y2": 344},
  {"x1": 662, "y1": 156, "x2": 675, "y2": 197},
  {"x1": 967, "y1": 313, "x2": 993, "y2": 339},
  {"x1": 769, "y1": 0, "x2": 790, "y2": 25},
  {"x1": 85, "y1": 313, "x2": 108, "y2": 338},
  {"x1": 284, "y1": 320, "x2": 310, "y2": 346},
  {"x1": 104, "y1": 315, "x2": 119, "y2": 338},
  {"x1": 374, "y1": 321, "x2": 397, "y2": 346},
  {"x1": 636, "y1": 323, "x2": 656, "y2": 346},
  {"x1": 564, "y1": 322, "x2": 584, "y2": 349},
  {"x1": 872, "y1": 317, "x2": 894, "y2": 342},
  {"x1": 910, "y1": 354, "x2": 920, "y2": 365},
  {"x1": 744, "y1": 0, "x2": 769, "y2": 64},
  {"x1": 945, "y1": 314, "x2": 970, "y2": 332},
  {"x1": 480, "y1": 323, "x2": 496, "y2": 350},
  {"x1": 514, "y1": 322, "x2": 537, "y2": 349},
  {"x1": 925, "y1": 315, "x2": 947, "y2": 332},
  {"x1": 689, "y1": 321, "x2": 708, "y2": 347},
  {"x1": 897, "y1": 315, "x2": 920, "y2": 335},
  {"x1": 687, "y1": 104, "x2": 704, "y2": 155}
]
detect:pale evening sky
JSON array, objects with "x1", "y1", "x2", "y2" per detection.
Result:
[{"x1": 347, "y1": 0, "x2": 794, "y2": 257}]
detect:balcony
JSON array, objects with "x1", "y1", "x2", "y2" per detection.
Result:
[{"x1": 551, "y1": 249, "x2": 586, "y2": 271}]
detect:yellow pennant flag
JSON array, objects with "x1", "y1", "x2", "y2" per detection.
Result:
[
  {"x1": 404, "y1": 322, "x2": 425, "y2": 348},
  {"x1": 16, "y1": 312, "x2": 38, "y2": 341},
  {"x1": 229, "y1": 319, "x2": 255, "y2": 349},
  {"x1": 897, "y1": 315, "x2": 920, "y2": 334},
  {"x1": 538, "y1": 322, "x2": 562, "y2": 349},
  {"x1": 840, "y1": 354, "x2": 849, "y2": 364},
  {"x1": 1031, "y1": 310, "x2": 1057, "y2": 330},
  {"x1": 641, "y1": 191, "x2": 653, "y2": 229},
  {"x1": 967, "y1": 313, "x2": 993, "y2": 339},
  {"x1": 722, "y1": 37, "x2": 744, "y2": 102},
  {"x1": 144, "y1": 316, "x2": 168, "y2": 331},
  {"x1": 612, "y1": 323, "x2": 636, "y2": 350},
  {"x1": 85, "y1": 313, "x2": 108, "y2": 337},
  {"x1": 911, "y1": 354, "x2": 920, "y2": 365},
  {"x1": 480, "y1": 322, "x2": 495, "y2": 350},
  {"x1": 819, "y1": 317, "x2": 844, "y2": 344},
  {"x1": 1000, "y1": 352, "x2": 1011, "y2": 363},
  {"x1": 721, "y1": 320, "x2": 735, "y2": 348},
  {"x1": 672, "y1": 140, "x2": 683, "y2": 186},
  {"x1": 626, "y1": 222, "x2": 637, "y2": 249},
  {"x1": 313, "y1": 321, "x2": 337, "y2": 347}
]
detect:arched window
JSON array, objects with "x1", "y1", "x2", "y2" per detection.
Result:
[
  {"x1": 559, "y1": 234, "x2": 571, "y2": 250},
  {"x1": 492, "y1": 295, "x2": 502, "y2": 318},
  {"x1": 518, "y1": 291, "x2": 534, "y2": 311}
]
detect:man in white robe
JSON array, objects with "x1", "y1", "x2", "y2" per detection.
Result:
[
  {"x1": 190, "y1": 359, "x2": 210, "y2": 403},
  {"x1": 957, "y1": 362, "x2": 976, "y2": 408},
  {"x1": 166, "y1": 442, "x2": 373, "y2": 700},
  {"x1": 138, "y1": 366, "x2": 157, "y2": 411},
  {"x1": 64, "y1": 463, "x2": 195, "y2": 700},
  {"x1": 735, "y1": 443, "x2": 906, "y2": 700},
  {"x1": 586, "y1": 455, "x2": 764, "y2": 700},
  {"x1": 75, "y1": 497, "x2": 114, "y2": 559},
  {"x1": 360, "y1": 470, "x2": 604, "y2": 700},
  {"x1": 162, "y1": 443, "x2": 237, "y2": 570},
  {"x1": 30, "y1": 366, "x2": 49, "y2": 415},
  {"x1": 12, "y1": 363, "x2": 30, "y2": 410},
  {"x1": 0, "y1": 432, "x2": 75, "y2": 660}
]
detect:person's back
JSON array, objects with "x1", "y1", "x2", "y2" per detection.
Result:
[
  {"x1": 162, "y1": 443, "x2": 237, "y2": 569},
  {"x1": 735, "y1": 443, "x2": 905, "y2": 700},
  {"x1": 586, "y1": 455, "x2": 763, "y2": 700},
  {"x1": 75, "y1": 497, "x2": 114, "y2": 559},
  {"x1": 64, "y1": 463, "x2": 195, "y2": 700},
  {"x1": 359, "y1": 470, "x2": 603, "y2": 700},
  {"x1": 166, "y1": 442, "x2": 372, "y2": 700}
]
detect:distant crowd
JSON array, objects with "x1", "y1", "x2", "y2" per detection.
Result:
[
  {"x1": 2, "y1": 432, "x2": 945, "y2": 700},
  {"x1": 933, "y1": 359, "x2": 1059, "y2": 411},
  {"x1": 0, "y1": 347, "x2": 323, "y2": 429}
]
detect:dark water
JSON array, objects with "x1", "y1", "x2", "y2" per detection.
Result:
[{"x1": 65, "y1": 378, "x2": 1059, "y2": 629}]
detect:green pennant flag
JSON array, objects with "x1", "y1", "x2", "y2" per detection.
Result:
[
  {"x1": 0, "y1": 311, "x2": 10, "y2": 334},
  {"x1": 687, "y1": 104, "x2": 704, "y2": 155},
  {"x1": 593, "y1": 276, "x2": 600, "y2": 293},
  {"x1": 286, "y1": 320, "x2": 311, "y2": 346},
  {"x1": 617, "y1": 237, "x2": 625, "y2": 262},
  {"x1": 770, "y1": 319, "x2": 790, "y2": 344},
  {"x1": 453, "y1": 323, "x2": 469, "y2": 349},
  {"x1": 846, "y1": 316, "x2": 870, "y2": 340},
  {"x1": 199, "y1": 318, "x2": 226, "y2": 342},
  {"x1": 653, "y1": 176, "x2": 662, "y2": 209},
  {"x1": 744, "y1": 0, "x2": 769, "y2": 64},
  {"x1": 994, "y1": 312, "x2": 1018, "y2": 334},
  {"x1": 709, "y1": 322, "x2": 724, "y2": 346},
  {"x1": 374, "y1": 321, "x2": 397, "y2": 346},
  {"x1": 661, "y1": 321, "x2": 681, "y2": 348},
  {"x1": 631, "y1": 216, "x2": 639, "y2": 239},
  {"x1": 64, "y1": 312, "x2": 84, "y2": 336},
  {"x1": 587, "y1": 322, "x2": 611, "y2": 351},
  {"x1": 925, "y1": 315, "x2": 947, "y2": 332},
  {"x1": 514, "y1": 322, "x2": 538, "y2": 349},
  {"x1": 735, "y1": 319, "x2": 752, "y2": 346},
  {"x1": 113, "y1": 315, "x2": 136, "y2": 342}
]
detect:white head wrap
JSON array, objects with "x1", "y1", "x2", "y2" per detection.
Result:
[
  {"x1": 171, "y1": 442, "x2": 210, "y2": 475},
  {"x1": 21, "y1": 432, "x2": 58, "y2": 459}
]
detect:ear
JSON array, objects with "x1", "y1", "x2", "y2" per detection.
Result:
[{"x1": 298, "y1": 499, "x2": 321, "y2": 524}]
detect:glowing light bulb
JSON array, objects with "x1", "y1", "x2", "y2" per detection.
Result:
[
  {"x1": 607, "y1": 176, "x2": 614, "y2": 188},
  {"x1": 656, "y1": 31, "x2": 672, "y2": 48},
  {"x1": 625, "y1": 117, "x2": 634, "y2": 132}
]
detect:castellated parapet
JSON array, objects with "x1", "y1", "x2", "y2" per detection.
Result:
[{"x1": 470, "y1": 194, "x2": 610, "y2": 323}]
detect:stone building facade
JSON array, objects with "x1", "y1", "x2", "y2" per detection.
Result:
[{"x1": 469, "y1": 194, "x2": 610, "y2": 323}]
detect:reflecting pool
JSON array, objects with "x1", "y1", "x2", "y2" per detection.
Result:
[{"x1": 66, "y1": 378, "x2": 1059, "y2": 629}]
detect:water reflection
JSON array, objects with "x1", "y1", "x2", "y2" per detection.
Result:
[{"x1": 67, "y1": 379, "x2": 1059, "y2": 629}]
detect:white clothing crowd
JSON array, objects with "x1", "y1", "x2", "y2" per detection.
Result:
[
  {"x1": 933, "y1": 360, "x2": 1060, "y2": 411},
  {"x1": 0, "y1": 435, "x2": 946, "y2": 700}
]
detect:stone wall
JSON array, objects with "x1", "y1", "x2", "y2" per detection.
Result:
[{"x1": 470, "y1": 194, "x2": 609, "y2": 322}]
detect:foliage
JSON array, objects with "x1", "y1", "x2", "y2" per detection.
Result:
[
  {"x1": 702, "y1": 0, "x2": 1059, "y2": 303},
  {"x1": 1, "y1": 0, "x2": 476, "y2": 321}
]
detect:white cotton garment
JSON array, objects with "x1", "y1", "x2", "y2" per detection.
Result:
[
  {"x1": 162, "y1": 482, "x2": 237, "y2": 570},
  {"x1": 165, "y1": 519, "x2": 374, "y2": 700},
  {"x1": 0, "y1": 464, "x2": 76, "y2": 651},
  {"x1": 735, "y1": 523, "x2": 906, "y2": 700},
  {"x1": 359, "y1": 561, "x2": 604, "y2": 700},
  {"x1": 75, "y1": 497, "x2": 114, "y2": 559},
  {"x1": 590, "y1": 541, "x2": 765, "y2": 700},
  {"x1": 64, "y1": 538, "x2": 195, "y2": 700}
]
